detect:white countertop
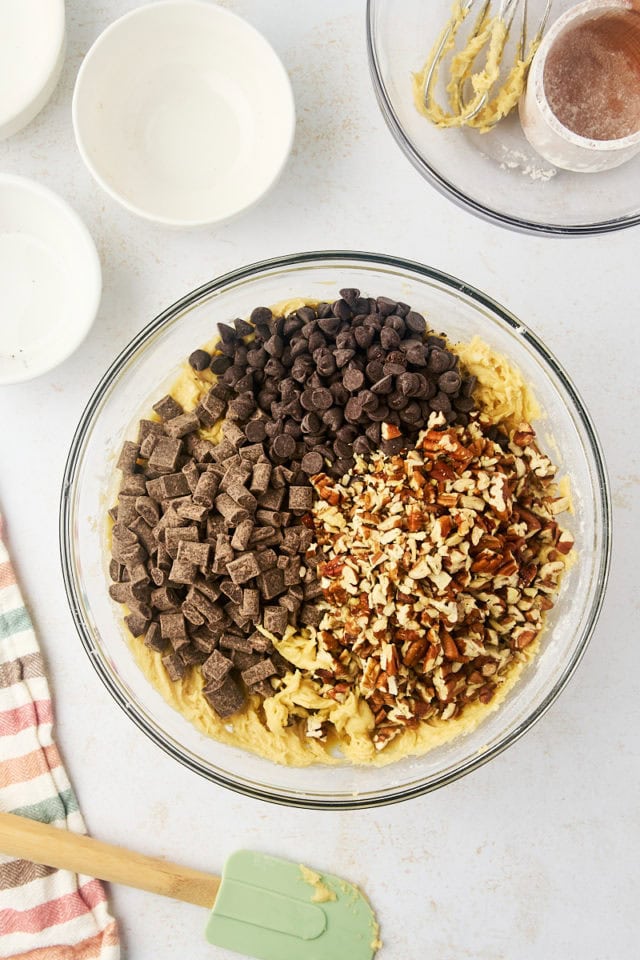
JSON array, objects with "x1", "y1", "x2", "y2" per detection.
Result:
[{"x1": 1, "y1": 2, "x2": 638, "y2": 957}]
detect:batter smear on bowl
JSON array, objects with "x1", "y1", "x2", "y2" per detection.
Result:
[{"x1": 107, "y1": 291, "x2": 575, "y2": 766}]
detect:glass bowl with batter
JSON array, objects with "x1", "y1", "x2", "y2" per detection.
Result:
[
  {"x1": 367, "y1": 0, "x2": 640, "y2": 235},
  {"x1": 60, "y1": 251, "x2": 610, "y2": 808}
]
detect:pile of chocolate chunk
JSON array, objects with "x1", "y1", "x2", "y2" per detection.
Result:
[{"x1": 108, "y1": 290, "x2": 477, "y2": 719}]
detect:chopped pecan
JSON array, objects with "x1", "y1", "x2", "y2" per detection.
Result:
[{"x1": 309, "y1": 412, "x2": 572, "y2": 743}]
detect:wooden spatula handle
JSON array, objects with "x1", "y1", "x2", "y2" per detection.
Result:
[{"x1": 0, "y1": 812, "x2": 220, "y2": 908}]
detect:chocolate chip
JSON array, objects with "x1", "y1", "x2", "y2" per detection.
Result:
[
  {"x1": 189, "y1": 591, "x2": 222, "y2": 624},
  {"x1": 371, "y1": 375, "x2": 394, "y2": 395},
  {"x1": 427, "y1": 348, "x2": 452, "y2": 374},
  {"x1": 240, "y1": 588, "x2": 261, "y2": 619},
  {"x1": 322, "y1": 407, "x2": 343, "y2": 433},
  {"x1": 454, "y1": 395, "x2": 475, "y2": 413},
  {"x1": 226, "y1": 482, "x2": 257, "y2": 512},
  {"x1": 288, "y1": 486, "x2": 313, "y2": 512},
  {"x1": 193, "y1": 471, "x2": 219, "y2": 508},
  {"x1": 250, "y1": 462, "x2": 272, "y2": 495},
  {"x1": 202, "y1": 649, "x2": 233, "y2": 683},
  {"x1": 144, "y1": 622, "x2": 166, "y2": 651},
  {"x1": 353, "y1": 435, "x2": 372, "y2": 455},
  {"x1": 438, "y1": 370, "x2": 462, "y2": 394},
  {"x1": 231, "y1": 519, "x2": 255, "y2": 551},
  {"x1": 220, "y1": 633, "x2": 254, "y2": 653},
  {"x1": 343, "y1": 367, "x2": 365, "y2": 392},
  {"x1": 138, "y1": 419, "x2": 165, "y2": 444},
  {"x1": 151, "y1": 585, "x2": 179, "y2": 611},
  {"x1": 344, "y1": 397, "x2": 363, "y2": 422},
  {"x1": 300, "y1": 604, "x2": 323, "y2": 627},
  {"x1": 214, "y1": 493, "x2": 249, "y2": 525},
  {"x1": 257, "y1": 567, "x2": 285, "y2": 600},
  {"x1": 153, "y1": 395, "x2": 183, "y2": 421},
  {"x1": 160, "y1": 611, "x2": 187, "y2": 640},
  {"x1": 333, "y1": 439, "x2": 353, "y2": 460},
  {"x1": 461, "y1": 375, "x2": 477, "y2": 398},
  {"x1": 376, "y1": 296, "x2": 396, "y2": 316},
  {"x1": 240, "y1": 443, "x2": 266, "y2": 464},
  {"x1": 301, "y1": 451, "x2": 324, "y2": 474},
  {"x1": 398, "y1": 372, "x2": 422, "y2": 397},
  {"x1": 380, "y1": 327, "x2": 400, "y2": 350},
  {"x1": 189, "y1": 349, "x2": 211, "y2": 371},
  {"x1": 265, "y1": 334, "x2": 284, "y2": 358},
  {"x1": 116, "y1": 441, "x2": 140, "y2": 474},
  {"x1": 263, "y1": 606, "x2": 288, "y2": 635},
  {"x1": 129, "y1": 516, "x2": 156, "y2": 555},
  {"x1": 176, "y1": 540, "x2": 210, "y2": 567},
  {"x1": 210, "y1": 355, "x2": 232, "y2": 375},
  {"x1": 400, "y1": 401, "x2": 423, "y2": 424},
  {"x1": 301, "y1": 412, "x2": 322, "y2": 434},
  {"x1": 245, "y1": 420, "x2": 267, "y2": 443},
  {"x1": 146, "y1": 473, "x2": 190, "y2": 501},
  {"x1": 168, "y1": 558, "x2": 197, "y2": 584},
  {"x1": 333, "y1": 348, "x2": 354, "y2": 369},
  {"x1": 339, "y1": 287, "x2": 360, "y2": 307},
  {"x1": 366, "y1": 360, "x2": 384, "y2": 383},
  {"x1": 309, "y1": 388, "x2": 331, "y2": 411},
  {"x1": 226, "y1": 552, "x2": 261, "y2": 585},
  {"x1": 234, "y1": 318, "x2": 253, "y2": 337},
  {"x1": 120, "y1": 474, "x2": 148, "y2": 496},
  {"x1": 250, "y1": 306, "x2": 272, "y2": 326},
  {"x1": 163, "y1": 652, "x2": 186, "y2": 681},
  {"x1": 283, "y1": 557, "x2": 303, "y2": 586},
  {"x1": 382, "y1": 361, "x2": 405, "y2": 377},
  {"x1": 242, "y1": 658, "x2": 278, "y2": 686},
  {"x1": 358, "y1": 389, "x2": 378, "y2": 413},
  {"x1": 164, "y1": 412, "x2": 200, "y2": 438},
  {"x1": 272, "y1": 434, "x2": 296, "y2": 459},
  {"x1": 430, "y1": 391, "x2": 452, "y2": 414},
  {"x1": 381, "y1": 437, "x2": 405, "y2": 456},
  {"x1": 331, "y1": 458, "x2": 354, "y2": 478},
  {"x1": 204, "y1": 673, "x2": 246, "y2": 718},
  {"x1": 405, "y1": 311, "x2": 427, "y2": 333}
]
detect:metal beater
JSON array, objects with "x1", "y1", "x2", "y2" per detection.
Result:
[{"x1": 421, "y1": 0, "x2": 554, "y2": 130}]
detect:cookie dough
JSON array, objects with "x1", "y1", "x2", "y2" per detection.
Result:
[{"x1": 113, "y1": 314, "x2": 562, "y2": 767}]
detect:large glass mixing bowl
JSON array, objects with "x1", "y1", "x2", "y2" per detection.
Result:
[{"x1": 60, "y1": 251, "x2": 611, "y2": 808}]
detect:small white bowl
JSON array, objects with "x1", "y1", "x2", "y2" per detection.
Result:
[
  {"x1": 0, "y1": 175, "x2": 102, "y2": 385},
  {"x1": 72, "y1": 0, "x2": 296, "y2": 227},
  {"x1": 520, "y1": 0, "x2": 640, "y2": 173},
  {"x1": 0, "y1": 0, "x2": 66, "y2": 141}
]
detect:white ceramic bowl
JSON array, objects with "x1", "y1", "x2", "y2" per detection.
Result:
[
  {"x1": 72, "y1": 0, "x2": 295, "y2": 227},
  {"x1": 0, "y1": 0, "x2": 66, "y2": 141},
  {"x1": 520, "y1": 0, "x2": 640, "y2": 172},
  {"x1": 0, "y1": 175, "x2": 102, "y2": 385}
]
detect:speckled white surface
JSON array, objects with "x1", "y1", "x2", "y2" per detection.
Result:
[{"x1": 0, "y1": 2, "x2": 638, "y2": 958}]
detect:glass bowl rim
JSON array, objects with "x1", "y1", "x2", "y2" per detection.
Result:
[
  {"x1": 60, "y1": 249, "x2": 612, "y2": 809},
  {"x1": 365, "y1": 0, "x2": 640, "y2": 238}
]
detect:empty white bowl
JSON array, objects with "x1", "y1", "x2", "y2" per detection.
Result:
[
  {"x1": 0, "y1": 175, "x2": 102, "y2": 385},
  {"x1": 72, "y1": 0, "x2": 296, "y2": 227},
  {"x1": 0, "y1": 0, "x2": 66, "y2": 141}
]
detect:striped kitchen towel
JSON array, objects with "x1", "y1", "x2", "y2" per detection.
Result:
[{"x1": 0, "y1": 514, "x2": 120, "y2": 959}]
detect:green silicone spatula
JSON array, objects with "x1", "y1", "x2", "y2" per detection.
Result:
[{"x1": 0, "y1": 812, "x2": 380, "y2": 960}]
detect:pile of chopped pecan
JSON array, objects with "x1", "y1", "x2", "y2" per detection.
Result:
[{"x1": 307, "y1": 415, "x2": 574, "y2": 750}]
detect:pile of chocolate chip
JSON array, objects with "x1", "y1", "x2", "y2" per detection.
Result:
[
  {"x1": 188, "y1": 289, "x2": 476, "y2": 475},
  {"x1": 108, "y1": 289, "x2": 477, "y2": 720}
]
